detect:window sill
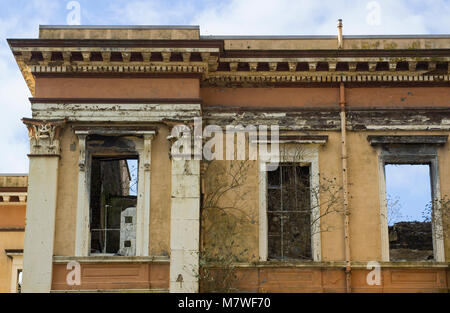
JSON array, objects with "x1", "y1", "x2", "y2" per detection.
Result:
[
  {"x1": 362, "y1": 261, "x2": 449, "y2": 269},
  {"x1": 53, "y1": 255, "x2": 169, "y2": 264},
  {"x1": 207, "y1": 260, "x2": 449, "y2": 269}
]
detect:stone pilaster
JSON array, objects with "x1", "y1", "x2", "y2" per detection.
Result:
[
  {"x1": 21, "y1": 118, "x2": 65, "y2": 293},
  {"x1": 168, "y1": 125, "x2": 201, "y2": 293}
]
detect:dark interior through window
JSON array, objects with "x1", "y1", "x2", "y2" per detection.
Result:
[
  {"x1": 89, "y1": 156, "x2": 138, "y2": 255},
  {"x1": 267, "y1": 164, "x2": 312, "y2": 260}
]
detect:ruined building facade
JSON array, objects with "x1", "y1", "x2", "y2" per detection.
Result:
[{"x1": 7, "y1": 25, "x2": 450, "y2": 292}]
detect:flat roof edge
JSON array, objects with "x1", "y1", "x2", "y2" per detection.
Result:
[
  {"x1": 39, "y1": 25, "x2": 200, "y2": 30},
  {"x1": 202, "y1": 34, "x2": 450, "y2": 40},
  {"x1": 0, "y1": 174, "x2": 28, "y2": 176}
]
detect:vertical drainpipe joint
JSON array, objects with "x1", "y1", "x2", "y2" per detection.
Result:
[{"x1": 337, "y1": 19, "x2": 343, "y2": 49}]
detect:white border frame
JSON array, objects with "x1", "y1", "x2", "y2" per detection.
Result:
[
  {"x1": 377, "y1": 148, "x2": 445, "y2": 262},
  {"x1": 259, "y1": 144, "x2": 322, "y2": 262},
  {"x1": 74, "y1": 131, "x2": 155, "y2": 257}
]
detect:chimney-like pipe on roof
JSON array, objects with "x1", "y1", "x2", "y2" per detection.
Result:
[{"x1": 337, "y1": 19, "x2": 343, "y2": 49}]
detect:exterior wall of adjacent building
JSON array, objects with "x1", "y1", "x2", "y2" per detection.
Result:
[{"x1": 0, "y1": 175, "x2": 27, "y2": 293}]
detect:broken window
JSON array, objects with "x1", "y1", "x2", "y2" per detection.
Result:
[
  {"x1": 385, "y1": 164, "x2": 433, "y2": 261},
  {"x1": 89, "y1": 156, "x2": 138, "y2": 256},
  {"x1": 267, "y1": 164, "x2": 312, "y2": 260}
]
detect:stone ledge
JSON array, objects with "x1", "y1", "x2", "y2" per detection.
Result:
[
  {"x1": 53, "y1": 255, "x2": 170, "y2": 263},
  {"x1": 51, "y1": 288, "x2": 169, "y2": 293},
  {"x1": 204, "y1": 261, "x2": 450, "y2": 269},
  {"x1": 368, "y1": 135, "x2": 448, "y2": 146}
]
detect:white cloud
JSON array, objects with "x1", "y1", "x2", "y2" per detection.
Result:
[
  {"x1": 385, "y1": 164, "x2": 432, "y2": 221},
  {"x1": 108, "y1": 0, "x2": 198, "y2": 25},
  {"x1": 191, "y1": 0, "x2": 450, "y2": 35},
  {"x1": 0, "y1": 0, "x2": 61, "y2": 173},
  {"x1": 106, "y1": 0, "x2": 450, "y2": 35}
]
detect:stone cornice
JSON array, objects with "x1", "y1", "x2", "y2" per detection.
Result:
[
  {"x1": 30, "y1": 101, "x2": 201, "y2": 123},
  {"x1": 0, "y1": 192, "x2": 27, "y2": 203},
  {"x1": 7, "y1": 38, "x2": 223, "y2": 49},
  {"x1": 8, "y1": 38, "x2": 450, "y2": 94},
  {"x1": 29, "y1": 97, "x2": 202, "y2": 104}
]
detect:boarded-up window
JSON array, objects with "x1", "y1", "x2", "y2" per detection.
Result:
[{"x1": 267, "y1": 164, "x2": 312, "y2": 260}]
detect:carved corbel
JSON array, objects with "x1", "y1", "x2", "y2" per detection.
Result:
[
  {"x1": 308, "y1": 62, "x2": 317, "y2": 72},
  {"x1": 288, "y1": 62, "x2": 297, "y2": 72},
  {"x1": 389, "y1": 61, "x2": 397, "y2": 72},
  {"x1": 121, "y1": 52, "x2": 131, "y2": 63},
  {"x1": 328, "y1": 62, "x2": 337, "y2": 72},
  {"x1": 19, "y1": 51, "x2": 32, "y2": 63},
  {"x1": 200, "y1": 52, "x2": 219, "y2": 71},
  {"x1": 200, "y1": 52, "x2": 210, "y2": 63},
  {"x1": 101, "y1": 51, "x2": 111, "y2": 62},
  {"x1": 161, "y1": 52, "x2": 171, "y2": 63},
  {"x1": 428, "y1": 61, "x2": 437, "y2": 71},
  {"x1": 142, "y1": 52, "x2": 152, "y2": 63},
  {"x1": 269, "y1": 62, "x2": 278, "y2": 72},
  {"x1": 249, "y1": 62, "x2": 258, "y2": 72},
  {"x1": 348, "y1": 62, "x2": 357, "y2": 72},
  {"x1": 408, "y1": 61, "x2": 417, "y2": 72},
  {"x1": 182, "y1": 52, "x2": 191, "y2": 63},
  {"x1": 81, "y1": 52, "x2": 90, "y2": 62},
  {"x1": 62, "y1": 51, "x2": 72, "y2": 64},
  {"x1": 41, "y1": 51, "x2": 52, "y2": 63},
  {"x1": 229, "y1": 62, "x2": 238, "y2": 72},
  {"x1": 207, "y1": 55, "x2": 219, "y2": 72}
]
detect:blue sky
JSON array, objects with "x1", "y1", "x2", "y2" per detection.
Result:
[
  {"x1": 385, "y1": 164, "x2": 432, "y2": 224},
  {"x1": 0, "y1": 0, "x2": 449, "y2": 219}
]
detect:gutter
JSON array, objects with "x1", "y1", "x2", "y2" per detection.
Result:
[
  {"x1": 337, "y1": 20, "x2": 352, "y2": 293},
  {"x1": 340, "y1": 82, "x2": 352, "y2": 293}
]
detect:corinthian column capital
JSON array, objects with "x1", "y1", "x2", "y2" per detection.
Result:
[{"x1": 22, "y1": 118, "x2": 66, "y2": 156}]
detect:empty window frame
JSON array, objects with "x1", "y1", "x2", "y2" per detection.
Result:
[
  {"x1": 385, "y1": 164, "x2": 434, "y2": 261},
  {"x1": 89, "y1": 156, "x2": 138, "y2": 256},
  {"x1": 267, "y1": 164, "x2": 312, "y2": 260},
  {"x1": 17, "y1": 269, "x2": 22, "y2": 293},
  {"x1": 372, "y1": 139, "x2": 446, "y2": 262}
]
